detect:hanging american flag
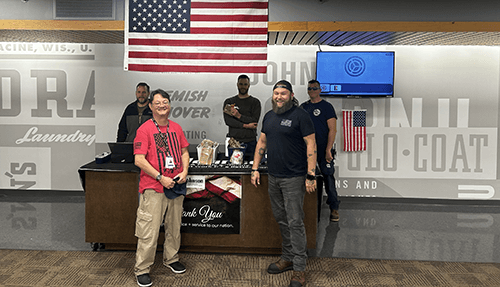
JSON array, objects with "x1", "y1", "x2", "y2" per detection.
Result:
[
  {"x1": 124, "y1": 0, "x2": 268, "y2": 73},
  {"x1": 343, "y1": 110, "x2": 367, "y2": 152}
]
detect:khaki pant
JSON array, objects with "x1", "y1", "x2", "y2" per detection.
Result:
[{"x1": 134, "y1": 189, "x2": 184, "y2": 276}]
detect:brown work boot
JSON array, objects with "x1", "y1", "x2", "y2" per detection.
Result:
[
  {"x1": 289, "y1": 271, "x2": 306, "y2": 287},
  {"x1": 330, "y1": 210, "x2": 339, "y2": 222},
  {"x1": 267, "y1": 258, "x2": 293, "y2": 274}
]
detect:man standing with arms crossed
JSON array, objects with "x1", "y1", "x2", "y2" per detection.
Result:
[
  {"x1": 300, "y1": 80, "x2": 340, "y2": 222},
  {"x1": 251, "y1": 80, "x2": 316, "y2": 287},
  {"x1": 133, "y1": 89, "x2": 190, "y2": 287},
  {"x1": 223, "y1": 74, "x2": 261, "y2": 161}
]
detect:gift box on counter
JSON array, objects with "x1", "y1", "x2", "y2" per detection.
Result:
[
  {"x1": 228, "y1": 144, "x2": 247, "y2": 159},
  {"x1": 197, "y1": 141, "x2": 219, "y2": 165}
]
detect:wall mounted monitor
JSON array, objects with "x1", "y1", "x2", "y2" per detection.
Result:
[{"x1": 316, "y1": 51, "x2": 395, "y2": 97}]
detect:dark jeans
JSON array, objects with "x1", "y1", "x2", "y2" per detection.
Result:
[
  {"x1": 243, "y1": 140, "x2": 257, "y2": 161},
  {"x1": 268, "y1": 175, "x2": 307, "y2": 271},
  {"x1": 317, "y1": 155, "x2": 340, "y2": 213}
]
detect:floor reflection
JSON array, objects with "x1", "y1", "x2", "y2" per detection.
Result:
[
  {"x1": 2, "y1": 190, "x2": 500, "y2": 264},
  {"x1": 314, "y1": 198, "x2": 500, "y2": 263},
  {"x1": 0, "y1": 191, "x2": 88, "y2": 251}
]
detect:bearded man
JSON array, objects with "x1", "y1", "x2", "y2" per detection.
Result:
[
  {"x1": 117, "y1": 82, "x2": 152, "y2": 142},
  {"x1": 250, "y1": 80, "x2": 317, "y2": 287}
]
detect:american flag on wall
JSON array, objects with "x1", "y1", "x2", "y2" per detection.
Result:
[
  {"x1": 343, "y1": 110, "x2": 367, "y2": 152},
  {"x1": 124, "y1": 0, "x2": 268, "y2": 73}
]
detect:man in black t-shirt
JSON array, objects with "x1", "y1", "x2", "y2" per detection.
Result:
[
  {"x1": 251, "y1": 80, "x2": 316, "y2": 287},
  {"x1": 117, "y1": 82, "x2": 153, "y2": 142}
]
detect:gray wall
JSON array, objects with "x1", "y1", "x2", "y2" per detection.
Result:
[{"x1": 2, "y1": 0, "x2": 500, "y2": 22}]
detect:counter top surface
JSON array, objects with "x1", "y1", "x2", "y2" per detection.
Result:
[{"x1": 79, "y1": 159, "x2": 267, "y2": 175}]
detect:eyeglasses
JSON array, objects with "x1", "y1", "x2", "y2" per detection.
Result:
[
  {"x1": 307, "y1": 87, "x2": 320, "y2": 91},
  {"x1": 153, "y1": 101, "x2": 170, "y2": 107}
]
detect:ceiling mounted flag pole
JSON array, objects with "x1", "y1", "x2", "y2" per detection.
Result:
[{"x1": 124, "y1": 0, "x2": 269, "y2": 74}]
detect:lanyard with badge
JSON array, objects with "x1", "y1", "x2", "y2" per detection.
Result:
[{"x1": 152, "y1": 118, "x2": 176, "y2": 170}]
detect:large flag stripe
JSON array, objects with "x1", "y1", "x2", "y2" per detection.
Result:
[
  {"x1": 191, "y1": 21, "x2": 268, "y2": 28},
  {"x1": 192, "y1": 0, "x2": 268, "y2": 2},
  {"x1": 128, "y1": 46, "x2": 267, "y2": 53},
  {"x1": 191, "y1": 2, "x2": 268, "y2": 9},
  {"x1": 190, "y1": 27, "x2": 267, "y2": 34},
  {"x1": 129, "y1": 51, "x2": 267, "y2": 60},
  {"x1": 192, "y1": 9, "x2": 268, "y2": 15},
  {"x1": 191, "y1": 15, "x2": 267, "y2": 21},
  {"x1": 128, "y1": 32, "x2": 267, "y2": 41},
  {"x1": 128, "y1": 64, "x2": 267, "y2": 73},
  {"x1": 129, "y1": 38, "x2": 267, "y2": 47},
  {"x1": 127, "y1": 58, "x2": 267, "y2": 66}
]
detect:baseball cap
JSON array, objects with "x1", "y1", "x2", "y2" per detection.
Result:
[{"x1": 273, "y1": 80, "x2": 293, "y2": 93}]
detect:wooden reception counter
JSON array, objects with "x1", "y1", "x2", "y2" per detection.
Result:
[{"x1": 79, "y1": 161, "x2": 317, "y2": 254}]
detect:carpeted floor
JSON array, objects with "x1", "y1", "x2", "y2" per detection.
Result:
[{"x1": 2, "y1": 249, "x2": 500, "y2": 286}]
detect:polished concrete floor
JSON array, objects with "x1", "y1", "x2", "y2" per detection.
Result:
[{"x1": 1, "y1": 189, "x2": 500, "y2": 263}]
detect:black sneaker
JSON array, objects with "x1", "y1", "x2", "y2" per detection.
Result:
[
  {"x1": 136, "y1": 273, "x2": 152, "y2": 287},
  {"x1": 168, "y1": 261, "x2": 186, "y2": 274}
]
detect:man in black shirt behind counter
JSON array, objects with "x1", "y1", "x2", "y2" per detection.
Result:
[
  {"x1": 117, "y1": 82, "x2": 153, "y2": 142},
  {"x1": 223, "y1": 74, "x2": 262, "y2": 161}
]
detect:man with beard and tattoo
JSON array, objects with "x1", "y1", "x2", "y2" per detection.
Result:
[
  {"x1": 117, "y1": 82, "x2": 153, "y2": 142},
  {"x1": 251, "y1": 80, "x2": 317, "y2": 287},
  {"x1": 223, "y1": 74, "x2": 261, "y2": 161}
]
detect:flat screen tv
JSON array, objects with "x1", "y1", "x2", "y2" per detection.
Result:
[{"x1": 316, "y1": 51, "x2": 395, "y2": 97}]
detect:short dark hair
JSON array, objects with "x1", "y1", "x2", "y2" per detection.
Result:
[
  {"x1": 237, "y1": 74, "x2": 250, "y2": 81},
  {"x1": 136, "y1": 82, "x2": 150, "y2": 93},
  {"x1": 149, "y1": 89, "x2": 171, "y2": 103},
  {"x1": 308, "y1": 79, "x2": 320, "y2": 86}
]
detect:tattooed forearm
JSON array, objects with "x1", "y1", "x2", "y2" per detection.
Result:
[
  {"x1": 258, "y1": 148, "x2": 266, "y2": 156},
  {"x1": 307, "y1": 150, "x2": 317, "y2": 158}
]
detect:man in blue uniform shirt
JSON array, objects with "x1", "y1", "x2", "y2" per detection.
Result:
[{"x1": 300, "y1": 79, "x2": 340, "y2": 222}]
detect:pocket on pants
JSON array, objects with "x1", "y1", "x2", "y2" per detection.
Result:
[{"x1": 135, "y1": 208, "x2": 153, "y2": 239}]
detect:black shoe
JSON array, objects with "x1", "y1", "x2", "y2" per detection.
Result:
[
  {"x1": 168, "y1": 261, "x2": 186, "y2": 274},
  {"x1": 136, "y1": 273, "x2": 152, "y2": 287}
]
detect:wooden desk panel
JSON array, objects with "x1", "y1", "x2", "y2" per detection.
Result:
[
  {"x1": 84, "y1": 170, "x2": 316, "y2": 254},
  {"x1": 85, "y1": 171, "x2": 139, "y2": 245}
]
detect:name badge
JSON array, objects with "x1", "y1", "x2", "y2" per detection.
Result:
[{"x1": 165, "y1": 156, "x2": 175, "y2": 169}]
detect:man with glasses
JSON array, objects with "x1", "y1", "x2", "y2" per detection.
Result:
[
  {"x1": 133, "y1": 89, "x2": 190, "y2": 287},
  {"x1": 117, "y1": 82, "x2": 153, "y2": 142},
  {"x1": 300, "y1": 80, "x2": 340, "y2": 222}
]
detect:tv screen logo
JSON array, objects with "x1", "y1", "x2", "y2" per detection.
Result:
[{"x1": 345, "y1": 56, "x2": 366, "y2": 77}]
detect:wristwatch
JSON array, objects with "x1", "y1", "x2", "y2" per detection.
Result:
[
  {"x1": 306, "y1": 174, "x2": 316, "y2": 181},
  {"x1": 155, "y1": 174, "x2": 162, "y2": 181}
]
